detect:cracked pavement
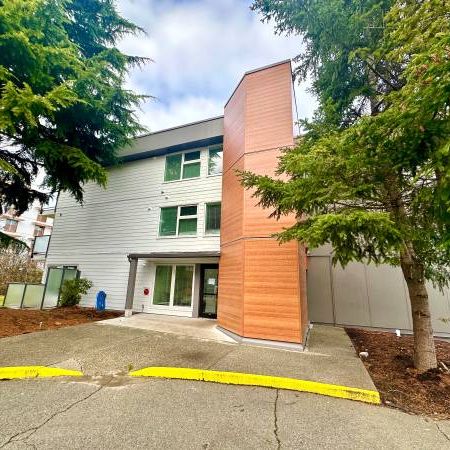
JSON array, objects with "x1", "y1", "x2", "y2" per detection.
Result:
[
  {"x1": 1, "y1": 323, "x2": 449, "y2": 448},
  {"x1": 1, "y1": 377, "x2": 450, "y2": 449}
]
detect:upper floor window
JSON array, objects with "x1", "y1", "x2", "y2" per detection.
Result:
[
  {"x1": 4, "y1": 219, "x2": 18, "y2": 233},
  {"x1": 164, "y1": 150, "x2": 201, "y2": 182},
  {"x1": 208, "y1": 145, "x2": 223, "y2": 175},
  {"x1": 205, "y1": 203, "x2": 221, "y2": 234},
  {"x1": 159, "y1": 205, "x2": 198, "y2": 237}
]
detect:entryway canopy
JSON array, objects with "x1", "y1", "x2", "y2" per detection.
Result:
[{"x1": 124, "y1": 251, "x2": 220, "y2": 314}]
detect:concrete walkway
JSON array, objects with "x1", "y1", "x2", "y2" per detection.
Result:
[
  {"x1": 0, "y1": 320, "x2": 375, "y2": 391},
  {"x1": 99, "y1": 313, "x2": 236, "y2": 343},
  {"x1": 1, "y1": 322, "x2": 450, "y2": 448}
]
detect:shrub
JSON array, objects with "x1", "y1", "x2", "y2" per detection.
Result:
[
  {"x1": 0, "y1": 250, "x2": 43, "y2": 296},
  {"x1": 59, "y1": 278, "x2": 93, "y2": 307}
]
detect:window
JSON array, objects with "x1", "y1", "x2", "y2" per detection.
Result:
[
  {"x1": 32, "y1": 235, "x2": 50, "y2": 255},
  {"x1": 208, "y1": 145, "x2": 223, "y2": 175},
  {"x1": 4, "y1": 219, "x2": 18, "y2": 233},
  {"x1": 173, "y1": 266, "x2": 194, "y2": 306},
  {"x1": 159, "y1": 205, "x2": 198, "y2": 237},
  {"x1": 34, "y1": 225, "x2": 45, "y2": 237},
  {"x1": 164, "y1": 150, "x2": 201, "y2": 181},
  {"x1": 153, "y1": 266, "x2": 172, "y2": 306},
  {"x1": 205, "y1": 203, "x2": 221, "y2": 234},
  {"x1": 153, "y1": 265, "x2": 194, "y2": 308}
]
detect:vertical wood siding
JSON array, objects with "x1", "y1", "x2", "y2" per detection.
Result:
[{"x1": 219, "y1": 61, "x2": 307, "y2": 344}]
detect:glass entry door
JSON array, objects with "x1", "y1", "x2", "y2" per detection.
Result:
[{"x1": 200, "y1": 265, "x2": 219, "y2": 318}]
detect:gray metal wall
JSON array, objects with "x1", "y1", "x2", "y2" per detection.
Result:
[{"x1": 307, "y1": 249, "x2": 450, "y2": 337}]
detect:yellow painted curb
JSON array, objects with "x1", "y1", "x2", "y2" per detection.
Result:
[
  {"x1": 130, "y1": 367, "x2": 381, "y2": 405},
  {"x1": 0, "y1": 366, "x2": 83, "y2": 380}
]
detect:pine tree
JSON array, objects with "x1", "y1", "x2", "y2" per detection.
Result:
[
  {"x1": 247, "y1": 0, "x2": 450, "y2": 371},
  {"x1": 0, "y1": 0, "x2": 148, "y2": 216}
]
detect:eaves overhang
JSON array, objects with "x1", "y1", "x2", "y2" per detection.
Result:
[
  {"x1": 127, "y1": 251, "x2": 221, "y2": 261},
  {"x1": 120, "y1": 135, "x2": 223, "y2": 163}
]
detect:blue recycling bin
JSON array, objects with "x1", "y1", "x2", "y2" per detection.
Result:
[{"x1": 96, "y1": 290, "x2": 106, "y2": 311}]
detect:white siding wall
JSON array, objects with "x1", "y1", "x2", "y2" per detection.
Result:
[{"x1": 46, "y1": 147, "x2": 222, "y2": 312}]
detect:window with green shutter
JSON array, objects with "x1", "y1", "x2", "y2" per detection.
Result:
[
  {"x1": 153, "y1": 266, "x2": 172, "y2": 305},
  {"x1": 164, "y1": 154, "x2": 182, "y2": 181},
  {"x1": 173, "y1": 266, "x2": 194, "y2": 306},
  {"x1": 159, "y1": 205, "x2": 198, "y2": 237},
  {"x1": 152, "y1": 264, "x2": 194, "y2": 308},
  {"x1": 205, "y1": 203, "x2": 221, "y2": 234},
  {"x1": 159, "y1": 207, "x2": 177, "y2": 236},
  {"x1": 164, "y1": 150, "x2": 201, "y2": 181}
]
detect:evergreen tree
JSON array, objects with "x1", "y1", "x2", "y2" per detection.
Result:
[
  {"x1": 247, "y1": 0, "x2": 450, "y2": 371},
  {"x1": 0, "y1": 0, "x2": 148, "y2": 216}
]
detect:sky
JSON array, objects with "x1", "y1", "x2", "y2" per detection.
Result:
[{"x1": 116, "y1": 0, "x2": 318, "y2": 132}]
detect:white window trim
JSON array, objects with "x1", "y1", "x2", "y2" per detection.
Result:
[
  {"x1": 204, "y1": 202, "x2": 221, "y2": 235},
  {"x1": 152, "y1": 264, "x2": 195, "y2": 309},
  {"x1": 164, "y1": 150, "x2": 201, "y2": 182},
  {"x1": 159, "y1": 204, "x2": 198, "y2": 238}
]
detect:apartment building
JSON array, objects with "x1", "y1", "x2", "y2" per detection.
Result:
[
  {"x1": 45, "y1": 60, "x2": 450, "y2": 345},
  {"x1": 45, "y1": 60, "x2": 309, "y2": 346},
  {"x1": 1, "y1": 199, "x2": 54, "y2": 261}
]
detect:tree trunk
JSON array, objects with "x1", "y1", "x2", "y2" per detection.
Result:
[{"x1": 400, "y1": 247, "x2": 437, "y2": 372}]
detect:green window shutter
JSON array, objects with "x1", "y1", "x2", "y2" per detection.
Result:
[
  {"x1": 153, "y1": 266, "x2": 172, "y2": 306},
  {"x1": 206, "y1": 203, "x2": 221, "y2": 233},
  {"x1": 208, "y1": 146, "x2": 223, "y2": 175},
  {"x1": 178, "y1": 218, "x2": 197, "y2": 235},
  {"x1": 182, "y1": 162, "x2": 200, "y2": 179},
  {"x1": 159, "y1": 207, "x2": 177, "y2": 236},
  {"x1": 173, "y1": 266, "x2": 194, "y2": 306},
  {"x1": 165, "y1": 154, "x2": 182, "y2": 181}
]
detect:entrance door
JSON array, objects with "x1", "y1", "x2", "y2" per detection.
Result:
[{"x1": 200, "y1": 265, "x2": 219, "y2": 318}]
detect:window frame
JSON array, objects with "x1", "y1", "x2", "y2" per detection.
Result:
[
  {"x1": 207, "y1": 144, "x2": 223, "y2": 176},
  {"x1": 164, "y1": 150, "x2": 201, "y2": 182},
  {"x1": 159, "y1": 204, "x2": 198, "y2": 238},
  {"x1": 204, "y1": 202, "x2": 221, "y2": 235},
  {"x1": 152, "y1": 264, "x2": 195, "y2": 309}
]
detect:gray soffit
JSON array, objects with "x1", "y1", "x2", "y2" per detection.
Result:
[
  {"x1": 120, "y1": 135, "x2": 223, "y2": 163},
  {"x1": 119, "y1": 116, "x2": 224, "y2": 163},
  {"x1": 128, "y1": 251, "x2": 221, "y2": 260}
]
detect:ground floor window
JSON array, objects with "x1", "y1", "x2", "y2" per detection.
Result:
[{"x1": 153, "y1": 265, "x2": 194, "y2": 308}]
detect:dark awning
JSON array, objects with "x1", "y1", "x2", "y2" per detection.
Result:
[{"x1": 127, "y1": 251, "x2": 220, "y2": 260}]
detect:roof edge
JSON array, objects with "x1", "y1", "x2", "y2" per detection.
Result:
[
  {"x1": 128, "y1": 251, "x2": 221, "y2": 260},
  {"x1": 136, "y1": 115, "x2": 224, "y2": 140},
  {"x1": 120, "y1": 135, "x2": 223, "y2": 164}
]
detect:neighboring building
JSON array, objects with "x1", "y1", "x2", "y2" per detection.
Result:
[
  {"x1": 45, "y1": 60, "x2": 450, "y2": 345},
  {"x1": 1, "y1": 199, "x2": 54, "y2": 263}
]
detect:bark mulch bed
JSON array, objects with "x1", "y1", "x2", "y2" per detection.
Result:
[
  {"x1": 346, "y1": 327, "x2": 450, "y2": 419},
  {"x1": 0, "y1": 306, "x2": 122, "y2": 338}
]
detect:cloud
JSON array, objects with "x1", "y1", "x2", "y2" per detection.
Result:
[{"x1": 116, "y1": 0, "x2": 318, "y2": 131}]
